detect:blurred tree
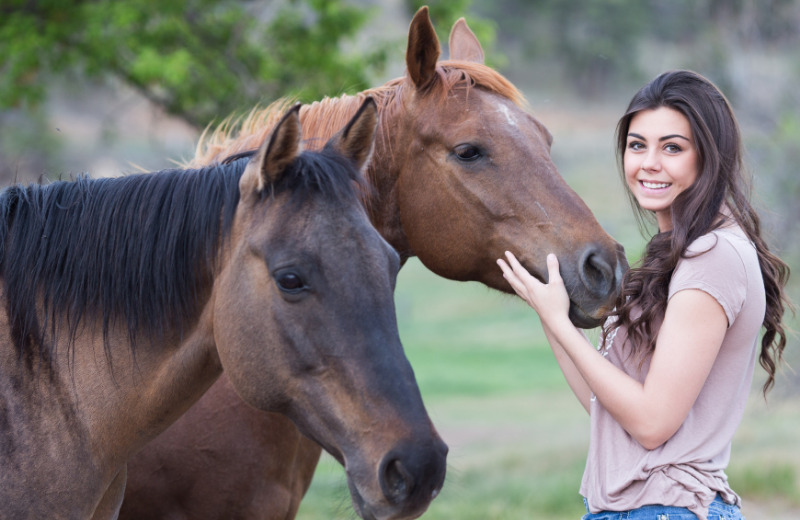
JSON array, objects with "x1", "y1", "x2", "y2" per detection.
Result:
[
  {"x1": 0, "y1": 0, "x2": 390, "y2": 128},
  {"x1": 748, "y1": 110, "x2": 800, "y2": 262},
  {"x1": 0, "y1": 108, "x2": 58, "y2": 183},
  {"x1": 491, "y1": 0, "x2": 649, "y2": 97},
  {"x1": 706, "y1": 0, "x2": 800, "y2": 44}
]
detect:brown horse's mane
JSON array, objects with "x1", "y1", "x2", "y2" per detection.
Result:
[{"x1": 189, "y1": 61, "x2": 526, "y2": 173}]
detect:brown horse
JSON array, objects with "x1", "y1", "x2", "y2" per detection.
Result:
[
  {"x1": 121, "y1": 7, "x2": 627, "y2": 520},
  {"x1": 0, "y1": 99, "x2": 447, "y2": 520}
]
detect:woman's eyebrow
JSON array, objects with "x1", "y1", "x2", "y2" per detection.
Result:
[
  {"x1": 659, "y1": 134, "x2": 691, "y2": 142},
  {"x1": 626, "y1": 132, "x2": 690, "y2": 142}
]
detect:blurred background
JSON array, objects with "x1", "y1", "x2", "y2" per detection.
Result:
[{"x1": 2, "y1": 0, "x2": 798, "y2": 517}]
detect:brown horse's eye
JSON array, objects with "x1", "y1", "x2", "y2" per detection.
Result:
[
  {"x1": 276, "y1": 272, "x2": 305, "y2": 293},
  {"x1": 454, "y1": 144, "x2": 482, "y2": 162}
]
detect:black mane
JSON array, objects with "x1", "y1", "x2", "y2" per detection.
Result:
[
  {"x1": 0, "y1": 146, "x2": 362, "y2": 365},
  {"x1": 263, "y1": 146, "x2": 365, "y2": 207}
]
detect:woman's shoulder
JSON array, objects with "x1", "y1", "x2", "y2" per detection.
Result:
[
  {"x1": 676, "y1": 228, "x2": 749, "y2": 282},
  {"x1": 672, "y1": 226, "x2": 755, "y2": 324},
  {"x1": 685, "y1": 224, "x2": 754, "y2": 260}
]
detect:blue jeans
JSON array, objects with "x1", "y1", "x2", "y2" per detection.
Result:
[{"x1": 581, "y1": 494, "x2": 744, "y2": 519}]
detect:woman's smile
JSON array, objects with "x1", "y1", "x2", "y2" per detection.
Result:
[{"x1": 640, "y1": 180, "x2": 670, "y2": 190}]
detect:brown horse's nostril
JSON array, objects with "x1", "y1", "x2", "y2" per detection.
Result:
[
  {"x1": 579, "y1": 246, "x2": 615, "y2": 298},
  {"x1": 381, "y1": 458, "x2": 414, "y2": 504}
]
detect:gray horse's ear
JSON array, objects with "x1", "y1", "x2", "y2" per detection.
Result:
[
  {"x1": 326, "y1": 97, "x2": 377, "y2": 171},
  {"x1": 241, "y1": 103, "x2": 303, "y2": 196},
  {"x1": 449, "y1": 18, "x2": 484, "y2": 63},
  {"x1": 406, "y1": 6, "x2": 441, "y2": 90}
]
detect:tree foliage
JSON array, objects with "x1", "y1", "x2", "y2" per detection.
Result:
[
  {"x1": 0, "y1": 0, "x2": 389, "y2": 128},
  {"x1": 479, "y1": 0, "x2": 800, "y2": 98}
]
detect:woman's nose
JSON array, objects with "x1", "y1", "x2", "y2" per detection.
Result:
[{"x1": 641, "y1": 150, "x2": 660, "y2": 172}]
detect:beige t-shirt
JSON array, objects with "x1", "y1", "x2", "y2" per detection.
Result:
[{"x1": 580, "y1": 225, "x2": 766, "y2": 520}]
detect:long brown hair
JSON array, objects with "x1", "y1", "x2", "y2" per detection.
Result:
[{"x1": 604, "y1": 70, "x2": 790, "y2": 394}]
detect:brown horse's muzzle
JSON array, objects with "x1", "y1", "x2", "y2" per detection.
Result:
[{"x1": 566, "y1": 242, "x2": 628, "y2": 328}]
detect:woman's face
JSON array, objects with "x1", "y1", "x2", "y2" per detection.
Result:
[{"x1": 624, "y1": 107, "x2": 699, "y2": 232}]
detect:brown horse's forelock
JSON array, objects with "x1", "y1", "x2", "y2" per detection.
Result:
[{"x1": 433, "y1": 60, "x2": 526, "y2": 106}]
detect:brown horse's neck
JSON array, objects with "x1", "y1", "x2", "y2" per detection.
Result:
[{"x1": 298, "y1": 86, "x2": 414, "y2": 261}]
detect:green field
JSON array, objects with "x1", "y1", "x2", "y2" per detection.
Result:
[{"x1": 296, "y1": 258, "x2": 800, "y2": 519}]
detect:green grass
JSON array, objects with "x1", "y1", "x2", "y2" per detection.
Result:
[
  {"x1": 728, "y1": 398, "x2": 800, "y2": 507},
  {"x1": 729, "y1": 463, "x2": 799, "y2": 504},
  {"x1": 296, "y1": 258, "x2": 800, "y2": 519},
  {"x1": 394, "y1": 257, "x2": 580, "y2": 399}
]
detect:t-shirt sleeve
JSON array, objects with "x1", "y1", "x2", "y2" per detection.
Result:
[{"x1": 669, "y1": 233, "x2": 748, "y2": 327}]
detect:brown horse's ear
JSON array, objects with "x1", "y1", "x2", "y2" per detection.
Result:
[
  {"x1": 326, "y1": 97, "x2": 377, "y2": 172},
  {"x1": 406, "y1": 6, "x2": 441, "y2": 90},
  {"x1": 241, "y1": 103, "x2": 303, "y2": 196},
  {"x1": 449, "y1": 18, "x2": 484, "y2": 63}
]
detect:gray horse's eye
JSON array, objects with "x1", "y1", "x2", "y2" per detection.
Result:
[{"x1": 276, "y1": 272, "x2": 305, "y2": 293}]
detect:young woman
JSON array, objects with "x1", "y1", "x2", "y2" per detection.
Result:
[{"x1": 497, "y1": 70, "x2": 790, "y2": 520}]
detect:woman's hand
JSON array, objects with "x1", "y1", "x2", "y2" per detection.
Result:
[
  {"x1": 496, "y1": 251, "x2": 571, "y2": 327},
  {"x1": 498, "y1": 251, "x2": 593, "y2": 412}
]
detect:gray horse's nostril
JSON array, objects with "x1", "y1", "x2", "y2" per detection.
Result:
[
  {"x1": 579, "y1": 246, "x2": 615, "y2": 298},
  {"x1": 381, "y1": 458, "x2": 414, "y2": 504}
]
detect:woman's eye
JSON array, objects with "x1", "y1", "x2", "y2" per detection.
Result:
[
  {"x1": 628, "y1": 141, "x2": 645, "y2": 151},
  {"x1": 454, "y1": 144, "x2": 482, "y2": 161},
  {"x1": 664, "y1": 143, "x2": 682, "y2": 153},
  {"x1": 276, "y1": 273, "x2": 305, "y2": 292}
]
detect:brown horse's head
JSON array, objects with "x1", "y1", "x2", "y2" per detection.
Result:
[
  {"x1": 371, "y1": 7, "x2": 626, "y2": 327},
  {"x1": 212, "y1": 100, "x2": 446, "y2": 520}
]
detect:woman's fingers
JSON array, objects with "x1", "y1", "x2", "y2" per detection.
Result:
[
  {"x1": 498, "y1": 251, "x2": 572, "y2": 325},
  {"x1": 504, "y1": 251, "x2": 525, "y2": 274},
  {"x1": 546, "y1": 253, "x2": 563, "y2": 284},
  {"x1": 499, "y1": 252, "x2": 551, "y2": 308},
  {"x1": 496, "y1": 258, "x2": 511, "y2": 276},
  {"x1": 497, "y1": 259, "x2": 528, "y2": 296},
  {"x1": 503, "y1": 251, "x2": 538, "y2": 285}
]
